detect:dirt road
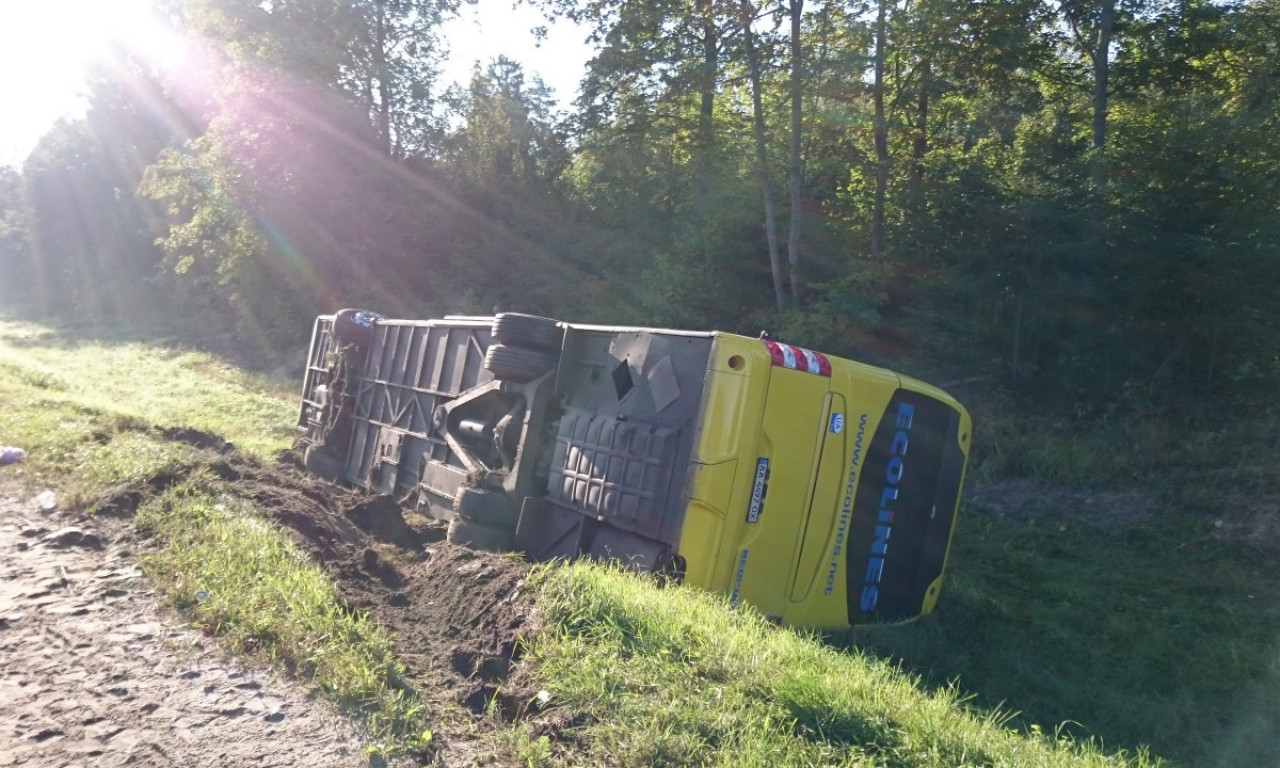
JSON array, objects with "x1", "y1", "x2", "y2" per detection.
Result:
[{"x1": 0, "y1": 482, "x2": 375, "y2": 767}]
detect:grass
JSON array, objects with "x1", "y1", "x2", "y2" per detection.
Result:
[
  {"x1": 843, "y1": 507, "x2": 1280, "y2": 768},
  {"x1": 522, "y1": 563, "x2": 1161, "y2": 768},
  {"x1": 967, "y1": 385, "x2": 1280, "y2": 501},
  {"x1": 0, "y1": 319, "x2": 296, "y2": 483}
]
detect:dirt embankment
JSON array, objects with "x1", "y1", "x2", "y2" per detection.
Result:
[{"x1": 0, "y1": 436, "x2": 543, "y2": 767}]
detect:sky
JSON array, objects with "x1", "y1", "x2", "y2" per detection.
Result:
[
  {"x1": 0, "y1": 0, "x2": 590, "y2": 169},
  {"x1": 442, "y1": 0, "x2": 591, "y2": 105}
]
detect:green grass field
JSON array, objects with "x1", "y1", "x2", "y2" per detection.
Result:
[{"x1": 0, "y1": 315, "x2": 1275, "y2": 766}]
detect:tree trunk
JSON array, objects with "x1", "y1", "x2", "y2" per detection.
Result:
[
  {"x1": 373, "y1": 0, "x2": 392, "y2": 156},
  {"x1": 1090, "y1": 0, "x2": 1113, "y2": 187},
  {"x1": 912, "y1": 56, "x2": 929, "y2": 181},
  {"x1": 743, "y1": 1, "x2": 785, "y2": 311},
  {"x1": 694, "y1": 0, "x2": 718, "y2": 211},
  {"x1": 870, "y1": 0, "x2": 889, "y2": 261},
  {"x1": 786, "y1": 0, "x2": 804, "y2": 303}
]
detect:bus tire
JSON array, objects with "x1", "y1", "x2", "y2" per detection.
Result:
[
  {"x1": 332, "y1": 308, "x2": 384, "y2": 348},
  {"x1": 493, "y1": 313, "x2": 563, "y2": 352},
  {"x1": 484, "y1": 344, "x2": 557, "y2": 382}
]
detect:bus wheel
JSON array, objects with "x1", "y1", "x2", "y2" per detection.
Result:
[
  {"x1": 493, "y1": 313, "x2": 562, "y2": 352},
  {"x1": 484, "y1": 344, "x2": 557, "y2": 382}
]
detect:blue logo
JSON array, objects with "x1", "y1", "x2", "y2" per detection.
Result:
[
  {"x1": 859, "y1": 402, "x2": 915, "y2": 613},
  {"x1": 746, "y1": 458, "x2": 769, "y2": 523},
  {"x1": 731, "y1": 549, "x2": 749, "y2": 603},
  {"x1": 830, "y1": 412, "x2": 845, "y2": 434}
]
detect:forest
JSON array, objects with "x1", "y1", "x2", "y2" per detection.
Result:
[{"x1": 0, "y1": 0, "x2": 1277, "y2": 462}]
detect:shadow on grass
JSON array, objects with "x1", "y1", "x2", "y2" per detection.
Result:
[{"x1": 827, "y1": 507, "x2": 1280, "y2": 768}]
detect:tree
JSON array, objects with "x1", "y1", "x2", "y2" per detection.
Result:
[
  {"x1": 18, "y1": 56, "x2": 183, "y2": 322},
  {"x1": 140, "y1": 62, "x2": 460, "y2": 355},
  {"x1": 0, "y1": 167, "x2": 30, "y2": 304},
  {"x1": 868, "y1": 0, "x2": 889, "y2": 261},
  {"x1": 547, "y1": 0, "x2": 741, "y2": 210},
  {"x1": 442, "y1": 57, "x2": 569, "y2": 187},
  {"x1": 1058, "y1": 0, "x2": 1117, "y2": 186},
  {"x1": 739, "y1": 0, "x2": 786, "y2": 310},
  {"x1": 177, "y1": 0, "x2": 457, "y2": 157},
  {"x1": 785, "y1": 0, "x2": 805, "y2": 300},
  {"x1": 338, "y1": 0, "x2": 463, "y2": 157}
]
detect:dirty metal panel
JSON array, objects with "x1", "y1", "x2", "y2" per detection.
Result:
[
  {"x1": 345, "y1": 319, "x2": 493, "y2": 498},
  {"x1": 549, "y1": 409, "x2": 678, "y2": 535},
  {"x1": 558, "y1": 327, "x2": 712, "y2": 427},
  {"x1": 547, "y1": 327, "x2": 713, "y2": 553},
  {"x1": 417, "y1": 459, "x2": 469, "y2": 518},
  {"x1": 647, "y1": 354, "x2": 681, "y2": 414}
]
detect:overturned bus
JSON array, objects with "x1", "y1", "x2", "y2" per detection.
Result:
[{"x1": 298, "y1": 310, "x2": 971, "y2": 629}]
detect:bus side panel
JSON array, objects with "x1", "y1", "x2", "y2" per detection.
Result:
[{"x1": 721, "y1": 367, "x2": 831, "y2": 619}]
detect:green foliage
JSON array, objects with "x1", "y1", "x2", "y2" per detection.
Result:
[
  {"x1": 16, "y1": 58, "x2": 180, "y2": 324},
  {"x1": 0, "y1": 167, "x2": 30, "y2": 301},
  {"x1": 442, "y1": 57, "x2": 571, "y2": 187},
  {"x1": 526, "y1": 562, "x2": 1162, "y2": 767},
  {"x1": 176, "y1": 0, "x2": 355, "y2": 80},
  {"x1": 767, "y1": 265, "x2": 890, "y2": 357}
]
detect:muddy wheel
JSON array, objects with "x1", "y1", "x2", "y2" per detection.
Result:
[
  {"x1": 455, "y1": 488, "x2": 518, "y2": 529},
  {"x1": 303, "y1": 445, "x2": 344, "y2": 482},
  {"x1": 493, "y1": 313, "x2": 563, "y2": 352},
  {"x1": 484, "y1": 344, "x2": 557, "y2": 382},
  {"x1": 447, "y1": 516, "x2": 514, "y2": 552}
]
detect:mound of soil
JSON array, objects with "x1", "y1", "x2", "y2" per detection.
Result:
[{"x1": 225, "y1": 457, "x2": 536, "y2": 714}]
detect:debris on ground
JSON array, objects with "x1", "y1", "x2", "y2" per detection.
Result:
[{"x1": 0, "y1": 445, "x2": 25, "y2": 467}]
